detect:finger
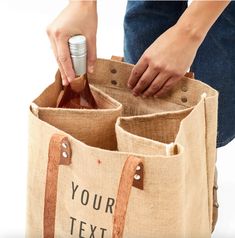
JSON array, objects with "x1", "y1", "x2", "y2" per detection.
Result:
[
  {"x1": 154, "y1": 76, "x2": 181, "y2": 98},
  {"x1": 127, "y1": 57, "x2": 148, "y2": 89},
  {"x1": 142, "y1": 72, "x2": 170, "y2": 97},
  {"x1": 57, "y1": 57, "x2": 70, "y2": 86},
  {"x1": 86, "y1": 35, "x2": 97, "y2": 73},
  {"x1": 49, "y1": 37, "x2": 69, "y2": 86},
  {"x1": 55, "y1": 35, "x2": 76, "y2": 82},
  {"x1": 132, "y1": 67, "x2": 157, "y2": 96}
]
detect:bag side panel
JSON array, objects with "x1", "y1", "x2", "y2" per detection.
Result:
[
  {"x1": 176, "y1": 98, "x2": 211, "y2": 237},
  {"x1": 204, "y1": 94, "x2": 219, "y2": 230}
]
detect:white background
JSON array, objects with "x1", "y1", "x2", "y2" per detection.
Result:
[{"x1": 0, "y1": 0, "x2": 234, "y2": 237}]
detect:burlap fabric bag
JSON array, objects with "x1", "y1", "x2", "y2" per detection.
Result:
[{"x1": 27, "y1": 57, "x2": 218, "y2": 238}]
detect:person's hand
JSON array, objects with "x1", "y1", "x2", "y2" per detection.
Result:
[
  {"x1": 47, "y1": 1, "x2": 97, "y2": 86},
  {"x1": 127, "y1": 25, "x2": 203, "y2": 98}
]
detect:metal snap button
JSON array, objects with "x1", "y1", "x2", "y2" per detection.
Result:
[
  {"x1": 134, "y1": 174, "x2": 141, "y2": 180},
  {"x1": 62, "y1": 142, "x2": 67, "y2": 148},
  {"x1": 136, "y1": 165, "x2": 141, "y2": 171},
  {"x1": 62, "y1": 151, "x2": 68, "y2": 159}
]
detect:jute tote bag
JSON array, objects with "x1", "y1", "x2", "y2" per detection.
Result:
[{"x1": 27, "y1": 57, "x2": 218, "y2": 238}]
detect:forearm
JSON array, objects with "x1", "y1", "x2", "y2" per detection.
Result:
[
  {"x1": 69, "y1": 0, "x2": 97, "y2": 9},
  {"x1": 176, "y1": 1, "x2": 231, "y2": 44}
]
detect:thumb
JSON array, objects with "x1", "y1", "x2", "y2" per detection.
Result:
[{"x1": 86, "y1": 36, "x2": 97, "y2": 74}]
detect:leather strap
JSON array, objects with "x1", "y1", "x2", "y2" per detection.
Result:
[
  {"x1": 111, "y1": 55, "x2": 124, "y2": 62},
  {"x1": 44, "y1": 134, "x2": 72, "y2": 238},
  {"x1": 112, "y1": 156, "x2": 144, "y2": 238},
  {"x1": 184, "y1": 72, "x2": 195, "y2": 79}
]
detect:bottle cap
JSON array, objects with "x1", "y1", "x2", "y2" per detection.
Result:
[
  {"x1": 69, "y1": 35, "x2": 87, "y2": 76},
  {"x1": 69, "y1": 35, "x2": 87, "y2": 56}
]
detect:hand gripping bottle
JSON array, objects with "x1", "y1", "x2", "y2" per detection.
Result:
[{"x1": 57, "y1": 35, "x2": 98, "y2": 109}]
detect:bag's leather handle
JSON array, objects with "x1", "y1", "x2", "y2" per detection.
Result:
[
  {"x1": 111, "y1": 55, "x2": 124, "y2": 62},
  {"x1": 184, "y1": 72, "x2": 195, "y2": 79},
  {"x1": 112, "y1": 156, "x2": 144, "y2": 238},
  {"x1": 44, "y1": 134, "x2": 72, "y2": 238}
]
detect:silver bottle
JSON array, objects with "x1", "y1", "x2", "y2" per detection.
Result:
[{"x1": 69, "y1": 35, "x2": 87, "y2": 76}]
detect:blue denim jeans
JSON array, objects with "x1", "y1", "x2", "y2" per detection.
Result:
[{"x1": 124, "y1": 1, "x2": 235, "y2": 148}]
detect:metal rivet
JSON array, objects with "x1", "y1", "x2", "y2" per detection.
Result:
[
  {"x1": 62, "y1": 151, "x2": 68, "y2": 158},
  {"x1": 62, "y1": 142, "x2": 67, "y2": 149},
  {"x1": 214, "y1": 202, "x2": 219, "y2": 208},
  {"x1": 111, "y1": 68, "x2": 117, "y2": 74},
  {"x1": 181, "y1": 85, "x2": 188, "y2": 92},
  {"x1": 111, "y1": 80, "x2": 117, "y2": 85},
  {"x1": 136, "y1": 165, "x2": 141, "y2": 171},
  {"x1": 181, "y1": 96, "x2": 188, "y2": 103},
  {"x1": 134, "y1": 174, "x2": 141, "y2": 180}
]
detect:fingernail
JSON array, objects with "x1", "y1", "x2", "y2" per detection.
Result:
[
  {"x1": 68, "y1": 77, "x2": 73, "y2": 82},
  {"x1": 88, "y1": 65, "x2": 94, "y2": 74},
  {"x1": 127, "y1": 83, "x2": 132, "y2": 89},
  {"x1": 62, "y1": 79, "x2": 67, "y2": 86},
  {"x1": 61, "y1": 75, "x2": 68, "y2": 86}
]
